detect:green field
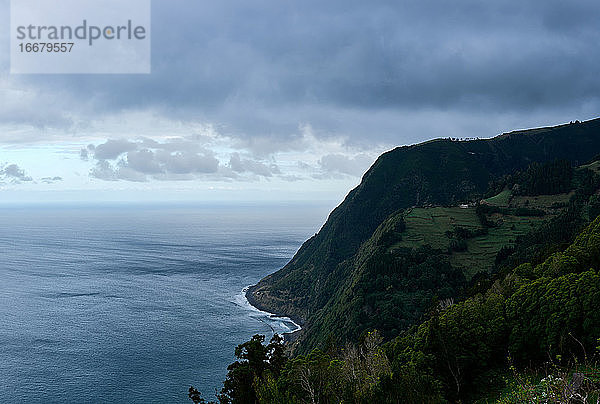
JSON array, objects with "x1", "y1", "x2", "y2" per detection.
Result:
[
  {"x1": 580, "y1": 159, "x2": 600, "y2": 173},
  {"x1": 483, "y1": 188, "x2": 572, "y2": 210},
  {"x1": 395, "y1": 206, "x2": 482, "y2": 250},
  {"x1": 484, "y1": 189, "x2": 511, "y2": 207},
  {"x1": 392, "y1": 204, "x2": 557, "y2": 279},
  {"x1": 509, "y1": 193, "x2": 571, "y2": 209}
]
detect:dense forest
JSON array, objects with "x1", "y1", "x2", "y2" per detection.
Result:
[
  {"x1": 191, "y1": 119, "x2": 600, "y2": 403},
  {"x1": 247, "y1": 118, "x2": 600, "y2": 332}
]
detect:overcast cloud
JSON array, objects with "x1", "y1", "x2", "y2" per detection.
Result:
[
  {"x1": 84, "y1": 138, "x2": 296, "y2": 182},
  {"x1": 3, "y1": 0, "x2": 598, "y2": 140},
  {"x1": 0, "y1": 0, "x2": 598, "y2": 196}
]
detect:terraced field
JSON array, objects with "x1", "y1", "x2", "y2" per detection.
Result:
[
  {"x1": 508, "y1": 192, "x2": 571, "y2": 208},
  {"x1": 452, "y1": 213, "x2": 547, "y2": 278},
  {"x1": 392, "y1": 198, "x2": 562, "y2": 279},
  {"x1": 396, "y1": 207, "x2": 482, "y2": 250},
  {"x1": 484, "y1": 189, "x2": 511, "y2": 207}
]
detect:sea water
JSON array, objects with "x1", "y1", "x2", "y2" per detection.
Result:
[{"x1": 0, "y1": 203, "x2": 330, "y2": 403}]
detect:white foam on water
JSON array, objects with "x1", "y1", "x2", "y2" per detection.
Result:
[{"x1": 234, "y1": 286, "x2": 301, "y2": 336}]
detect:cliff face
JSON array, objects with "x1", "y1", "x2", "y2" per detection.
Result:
[{"x1": 248, "y1": 118, "x2": 600, "y2": 348}]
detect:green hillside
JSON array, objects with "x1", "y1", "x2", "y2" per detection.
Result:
[
  {"x1": 297, "y1": 160, "x2": 600, "y2": 352},
  {"x1": 396, "y1": 204, "x2": 553, "y2": 279},
  {"x1": 210, "y1": 207, "x2": 600, "y2": 404},
  {"x1": 200, "y1": 118, "x2": 600, "y2": 404},
  {"x1": 248, "y1": 117, "x2": 600, "y2": 348}
]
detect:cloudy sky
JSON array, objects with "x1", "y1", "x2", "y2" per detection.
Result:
[{"x1": 1, "y1": 0, "x2": 599, "y2": 203}]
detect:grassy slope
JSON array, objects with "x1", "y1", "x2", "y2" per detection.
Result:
[
  {"x1": 299, "y1": 188, "x2": 570, "y2": 349},
  {"x1": 249, "y1": 118, "x2": 600, "y2": 350},
  {"x1": 396, "y1": 204, "x2": 554, "y2": 279},
  {"x1": 485, "y1": 189, "x2": 512, "y2": 206},
  {"x1": 395, "y1": 182, "x2": 575, "y2": 279}
]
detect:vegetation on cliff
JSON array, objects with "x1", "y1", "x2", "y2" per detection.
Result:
[
  {"x1": 248, "y1": 118, "x2": 600, "y2": 353},
  {"x1": 192, "y1": 118, "x2": 600, "y2": 403},
  {"x1": 195, "y1": 212, "x2": 600, "y2": 403}
]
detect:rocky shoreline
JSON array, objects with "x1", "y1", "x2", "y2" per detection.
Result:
[{"x1": 245, "y1": 283, "x2": 304, "y2": 343}]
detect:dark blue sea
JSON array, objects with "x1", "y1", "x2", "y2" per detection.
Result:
[{"x1": 0, "y1": 203, "x2": 330, "y2": 403}]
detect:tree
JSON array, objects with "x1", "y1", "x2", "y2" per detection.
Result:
[
  {"x1": 218, "y1": 334, "x2": 288, "y2": 403},
  {"x1": 188, "y1": 386, "x2": 209, "y2": 404}
]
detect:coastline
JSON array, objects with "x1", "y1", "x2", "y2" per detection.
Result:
[{"x1": 243, "y1": 285, "x2": 302, "y2": 341}]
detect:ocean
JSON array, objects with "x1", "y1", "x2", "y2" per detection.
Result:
[{"x1": 0, "y1": 203, "x2": 330, "y2": 403}]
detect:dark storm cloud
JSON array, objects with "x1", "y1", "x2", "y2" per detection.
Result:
[{"x1": 6, "y1": 0, "x2": 600, "y2": 144}]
